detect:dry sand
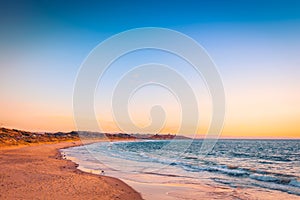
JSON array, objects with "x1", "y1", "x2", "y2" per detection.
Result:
[{"x1": 0, "y1": 141, "x2": 142, "y2": 200}]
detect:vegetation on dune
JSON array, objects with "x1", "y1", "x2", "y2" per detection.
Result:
[
  {"x1": 0, "y1": 128, "x2": 80, "y2": 146},
  {"x1": 0, "y1": 127, "x2": 191, "y2": 147}
]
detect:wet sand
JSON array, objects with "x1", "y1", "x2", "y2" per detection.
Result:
[
  {"x1": 61, "y1": 142, "x2": 300, "y2": 200},
  {"x1": 0, "y1": 141, "x2": 142, "y2": 200},
  {"x1": 125, "y1": 179, "x2": 300, "y2": 200}
]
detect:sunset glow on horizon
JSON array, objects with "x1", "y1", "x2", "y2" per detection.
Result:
[{"x1": 0, "y1": 0, "x2": 299, "y2": 139}]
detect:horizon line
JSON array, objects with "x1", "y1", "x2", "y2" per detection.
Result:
[{"x1": 1, "y1": 126, "x2": 299, "y2": 140}]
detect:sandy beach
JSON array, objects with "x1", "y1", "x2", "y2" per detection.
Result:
[
  {"x1": 1, "y1": 139, "x2": 299, "y2": 200},
  {"x1": 0, "y1": 141, "x2": 142, "y2": 200}
]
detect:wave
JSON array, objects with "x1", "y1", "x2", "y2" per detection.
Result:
[
  {"x1": 206, "y1": 166, "x2": 249, "y2": 176},
  {"x1": 290, "y1": 180, "x2": 300, "y2": 188},
  {"x1": 62, "y1": 140, "x2": 300, "y2": 196}
]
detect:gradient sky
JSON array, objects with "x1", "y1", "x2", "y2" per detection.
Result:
[{"x1": 0, "y1": 0, "x2": 299, "y2": 138}]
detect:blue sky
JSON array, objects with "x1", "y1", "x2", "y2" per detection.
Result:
[{"x1": 0, "y1": 0, "x2": 299, "y2": 137}]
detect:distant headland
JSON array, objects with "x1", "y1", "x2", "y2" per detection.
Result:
[{"x1": 0, "y1": 127, "x2": 190, "y2": 147}]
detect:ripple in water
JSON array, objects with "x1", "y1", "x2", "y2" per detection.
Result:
[{"x1": 62, "y1": 139, "x2": 300, "y2": 196}]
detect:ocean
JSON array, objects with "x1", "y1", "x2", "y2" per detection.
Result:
[{"x1": 61, "y1": 139, "x2": 300, "y2": 198}]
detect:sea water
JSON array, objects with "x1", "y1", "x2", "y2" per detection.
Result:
[{"x1": 61, "y1": 139, "x2": 300, "y2": 197}]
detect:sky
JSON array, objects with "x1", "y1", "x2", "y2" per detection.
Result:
[{"x1": 0, "y1": 0, "x2": 299, "y2": 138}]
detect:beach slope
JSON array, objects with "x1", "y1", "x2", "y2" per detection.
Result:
[{"x1": 0, "y1": 141, "x2": 142, "y2": 200}]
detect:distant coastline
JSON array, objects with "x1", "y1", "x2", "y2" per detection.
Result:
[
  {"x1": 0, "y1": 127, "x2": 191, "y2": 147},
  {"x1": 1, "y1": 127, "x2": 299, "y2": 148}
]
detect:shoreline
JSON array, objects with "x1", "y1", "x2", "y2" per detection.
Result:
[
  {"x1": 64, "y1": 140, "x2": 300, "y2": 200},
  {"x1": 0, "y1": 140, "x2": 143, "y2": 200},
  {"x1": 1, "y1": 140, "x2": 299, "y2": 200}
]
